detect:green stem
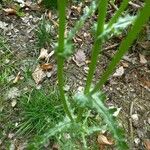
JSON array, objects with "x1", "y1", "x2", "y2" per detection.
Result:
[
  {"x1": 107, "y1": 0, "x2": 129, "y2": 28},
  {"x1": 57, "y1": 0, "x2": 73, "y2": 121},
  {"x1": 76, "y1": 0, "x2": 108, "y2": 122},
  {"x1": 90, "y1": 0, "x2": 150, "y2": 95},
  {"x1": 84, "y1": 0, "x2": 108, "y2": 94}
]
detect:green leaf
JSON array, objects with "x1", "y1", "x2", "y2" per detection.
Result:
[
  {"x1": 74, "y1": 92, "x2": 92, "y2": 108},
  {"x1": 93, "y1": 15, "x2": 136, "y2": 40},
  {"x1": 28, "y1": 117, "x2": 71, "y2": 148},
  {"x1": 92, "y1": 92, "x2": 128, "y2": 149},
  {"x1": 67, "y1": 0, "x2": 98, "y2": 41},
  {"x1": 74, "y1": 91, "x2": 128, "y2": 149},
  {"x1": 91, "y1": 0, "x2": 150, "y2": 94}
]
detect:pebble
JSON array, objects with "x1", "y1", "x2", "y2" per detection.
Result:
[
  {"x1": 131, "y1": 114, "x2": 139, "y2": 121},
  {"x1": 134, "y1": 138, "x2": 140, "y2": 145}
]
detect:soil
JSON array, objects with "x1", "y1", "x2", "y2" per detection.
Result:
[{"x1": 0, "y1": 0, "x2": 150, "y2": 149}]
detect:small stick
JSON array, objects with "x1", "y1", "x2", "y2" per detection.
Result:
[
  {"x1": 109, "y1": 1, "x2": 118, "y2": 11},
  {"x1": 129, "y1": 99, "x2": 136, "y2": 148},
  {"x1": 128, "y1": 2, "x2": 141, "y2": 9},
  {"x1": 46, "y1": 50, "x2": 54, "y2": 63},
  {"x1": 103, "y1": 43, "x2": 119, "y2": 51}
]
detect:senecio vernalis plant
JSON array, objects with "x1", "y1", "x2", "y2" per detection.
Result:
[{"x1": 30, "y1": 0, "x2": 150, "y2": 149}]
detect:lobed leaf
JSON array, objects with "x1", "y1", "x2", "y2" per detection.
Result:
[{"x1": 74, "y1": 91, "x2": 128, "y2": 149}]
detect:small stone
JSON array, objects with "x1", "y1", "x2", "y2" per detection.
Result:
[
  {"x1": 134, "y1": 138, "x2": 140, "y2": 145},
  {"x1": 137, "y1": 129, "x2": 144, "y2": 138},
  {"x1": 11, "y1": 99, "x2": 17, "y2": 107},
  {"x1": 15, "y1": 122, "x2": 18, "y2": 127},
  {"x1": 131, "y1": 114, "x2": 139, "y2": 121},
  {"x1": 110, "y1": 87, "x2": 113, "y2": 91},
  {"x1": 132, "y1": 114, "x2": 140, "y2": 128},
  {"x1": 46, "y1": 72, "x2": 52, "y2": 78}
]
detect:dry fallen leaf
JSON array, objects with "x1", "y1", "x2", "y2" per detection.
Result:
[
  {"x1": 3, "y1": 8, "x2": 17, "y2": 15},
  {"x1": 38, "y1": 48, "x2": 48, "y2": 60},
  {"x1": 40, "y1": 63, "x2": 53, "y2": 71},
  {"x1": 37, "y1": 0, "x2": 42, "y2": 4},
  {"x1": 13, "y1": 72, "x2": 21, "y2": 84},
  {"x1": 144, "y1": 139, "x2": 150, "y2": 150},
  {"x1": 113, "y1": 66, "x2": 124, "y2": 77},
  {"x1": 121, "y1": 61, "x2": 129, "y2": 68},
  {"x1": 71, "y1": 5, "x2": 81, "y2": 13},
  {"x1": 140, "y1": 77, "x2": 150, "y2": 91},
  {"x1": 139, "y1": 54, "x2": 147, "y2": 64},
  {"x1": 97, "y1": 134, "x2": 113, "y2": 145},
  {"x1": 52, "y1": 143, "x2": 59, "y2": 150},
  {"x1": 32, "y1": 65, "x2": 46, "y2": 84},
  {"x1": 73, "y1": 50, "x2": 86, "y2": 67}
]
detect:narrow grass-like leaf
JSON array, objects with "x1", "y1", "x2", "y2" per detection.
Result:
[{"x1": 36, "y1": 18, "x2": 51, "y2": 48}]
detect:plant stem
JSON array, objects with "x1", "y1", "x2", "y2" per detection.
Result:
[
  {"x1": 76, "y1": 0, "x2": 108, "y2": 122},
  {"x1": 84, "y1": 0, "x2": 108, "y2": 94},
  {"x1": 57, "y1": 0, "x2": 73, "y2": 121},
  {"x1": 107, "y1": 0, "x2": 129, "y2": 28},
  {"x1": 90, "y1": 0, "x2": 150, "y2": 95}
]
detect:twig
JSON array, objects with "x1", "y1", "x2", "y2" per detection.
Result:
[
  {"x1": 109, "y1": 1, "x2": 118, "y2": 11},
  {"x1": 129, "y1": 99, "x2": 136, "y2": 148},
  {"x1": 46, "y1": 50, "x2": 54, "y2": 63},
  {"x1": 103, "y1": 43, "x2": 119, "y2": 51},
  {"x1": 49, "y1": 18, "x2": 59, "y2": 27},
  {"x1": 128, "y1": 2, "x2": 141, "y2": 9}
]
